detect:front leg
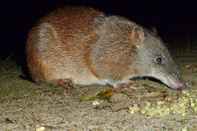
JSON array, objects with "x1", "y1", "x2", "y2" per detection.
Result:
[
  {"x1": 52, "y1": 78, "x2": 74, "y2": 94},
  {"x1": 106, "y1": 80, "x2": 133, "y2": 92}
]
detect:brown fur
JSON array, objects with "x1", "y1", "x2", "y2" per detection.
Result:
[{"x1": 26, "y1": 6, "x2": 143, "y2": 86}]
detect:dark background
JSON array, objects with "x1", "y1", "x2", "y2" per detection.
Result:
[{"x1": 0, "y1": 0, "x2": 197, "y2": 63}]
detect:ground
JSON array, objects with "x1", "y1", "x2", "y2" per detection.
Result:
[{"x1": 0, "y1": 57, "x2": 197, "y2": 131}]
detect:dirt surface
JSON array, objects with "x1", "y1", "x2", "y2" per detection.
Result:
[{"x1": 0, "y1": 58, "x2": 197, "y2": 131}]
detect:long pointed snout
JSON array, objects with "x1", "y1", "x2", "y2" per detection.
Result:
[
  {"x1": 168, "y1": 80, "x2": 187, "y2": 90},
  {"x1": 158, "y1": 75, "x2": 187, "y2": 90}
]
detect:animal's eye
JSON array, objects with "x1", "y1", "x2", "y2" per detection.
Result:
[{"x1": 155, "y1": 56, "x2": 163, "y2": 64}]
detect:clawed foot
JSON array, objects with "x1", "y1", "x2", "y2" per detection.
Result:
[{"x1": 56, "y1": 79, "x2": 74, "y2": 94}]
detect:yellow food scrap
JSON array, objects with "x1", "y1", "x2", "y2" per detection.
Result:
[
  {"x1": 128, "y1": 104, "x2": 140, "y2": 114},
  {"x1": 36, "y1": 126, "x2": 46, "y2": 131},
  {"x1": 128, "y1": 89, "x2": 197, "y2": 117},
  {"x1": 92, "y1": 100, "x2": 102, "y2": 106},
  {"x1": 181, "y1": 127, "x2": 188, "y2": 131},
  {"x1": 97, "y1": 89, "x2": 113, "y2": 100},
  {"x1": 140, "y1": 102, "x2": 171, "y2": 117}
]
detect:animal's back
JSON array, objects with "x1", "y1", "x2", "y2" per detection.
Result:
[
  {"x1": 26, "y1": 7, "x2": 104, "y2": 85},
  {"x1": 27, "y1": 6, "x2": 186, "y2": 90}
]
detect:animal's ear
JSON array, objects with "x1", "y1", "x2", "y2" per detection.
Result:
[
  {"x1": 130, "y1": 26, "x2": 145, "y2": 48},
  {"x1": 94, "y1": 15, "x2": 106, "y2": 27}
]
